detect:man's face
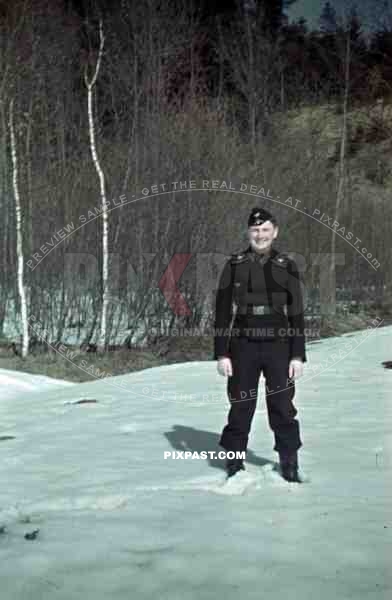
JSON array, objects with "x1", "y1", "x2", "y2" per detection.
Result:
[{"x1": 248, "y1": 221, "x2": 278, "y2": 253}]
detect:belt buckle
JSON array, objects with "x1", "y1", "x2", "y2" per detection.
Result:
[{"x1": 253, "y1": 305, "x2": 265, "y2": 315}]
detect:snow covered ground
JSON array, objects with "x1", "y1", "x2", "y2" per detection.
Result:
[{"x1": 0, "y1": 326, "x2": 391, "y2": 599}]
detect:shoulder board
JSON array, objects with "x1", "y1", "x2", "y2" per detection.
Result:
[
  {"x1": 270, "y1": 252, "x2": 290, "y2": 268},
  {"x1": 230, "y1": 252, "x2": 249, "y2": 265}
]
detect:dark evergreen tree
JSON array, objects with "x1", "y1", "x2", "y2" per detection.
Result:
[
  {"x1": 253, "y1": 0, "x2": 296, "y2": 38},
  {"x1": 369, "y1": 28, "x2": 392, "y2": 96},
  {"x1": 319, "y1": 1, "x2": 337, "y2": 33}
]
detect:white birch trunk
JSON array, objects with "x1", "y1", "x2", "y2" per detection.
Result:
[
  {"x1": 9, "y1": 98, "x2": 29, "y2": 357},
  {"x1": 84, "y1": 19, "x2": 108, "y2": 352}
]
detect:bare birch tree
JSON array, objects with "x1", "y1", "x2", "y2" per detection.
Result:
[
  {"x1": 84, "y1": 18, "x2": 108, "y2": 352},
  {"x1": 9, "y1": 98, "x2": 29, "y2": 357},
  {"x1": 330, "y1": 30, "x2": 350, "y2": 307}
]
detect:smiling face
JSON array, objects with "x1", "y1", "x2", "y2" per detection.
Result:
[{"x1": 248, "y1": 220, "x2": 279, "y2": 254}]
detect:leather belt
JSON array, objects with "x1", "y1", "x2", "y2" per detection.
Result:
[
  {"x1": 251, "y1": 305, "x2": 272, "y2": 315},
  {"x1": 236, "y1": 305, "x2": 273, "y2": 315}
]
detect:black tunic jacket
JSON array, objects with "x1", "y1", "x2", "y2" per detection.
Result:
[{"x1": 213, "y1": 245, "x2": 307, "y2": 362}]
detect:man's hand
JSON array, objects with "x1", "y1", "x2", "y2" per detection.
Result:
[
  {"x1": 289, "y1": 358, "x2": 304, "y2": 379},
  {"x1": 217, "y1": 357, "x2": 233, "y2": 377}
]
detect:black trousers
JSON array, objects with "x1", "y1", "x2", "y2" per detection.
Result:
[{"x1": 219, "y1": 336, "x2": 302, "y2": 456}]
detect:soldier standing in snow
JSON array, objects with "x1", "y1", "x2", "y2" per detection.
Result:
[{"x1": 214, "y1": 207, "x2": 306, "y2": 482}]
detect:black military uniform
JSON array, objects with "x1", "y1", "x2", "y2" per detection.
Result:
[{"x1": 214, "y1": 211, "x2": 307, "y2": 480}]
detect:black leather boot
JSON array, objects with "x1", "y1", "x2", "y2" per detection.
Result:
[
  {"x1": 279, "y1": 451, "x2": 301, "y2": 483},
  {"x1": 226, "y1": 458, "x2": 245, "y2": 478}
]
